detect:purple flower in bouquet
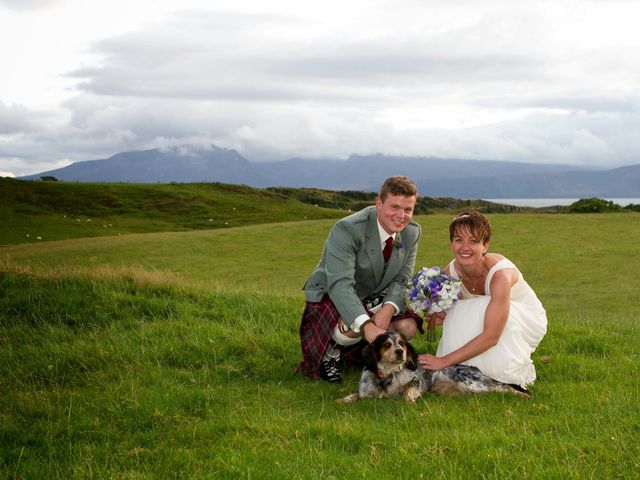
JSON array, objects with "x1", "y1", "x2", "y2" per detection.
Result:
[{"x1": 406, "y1": 266, "x2": 462, "y2": 315}]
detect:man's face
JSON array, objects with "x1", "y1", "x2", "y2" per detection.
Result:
[{"x1": 375, "y1": 194, "x2": 417, "y2": 235}]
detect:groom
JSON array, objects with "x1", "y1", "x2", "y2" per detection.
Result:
[{"x1": 297, "y1": 176, "x2": 423, "y2": 383}]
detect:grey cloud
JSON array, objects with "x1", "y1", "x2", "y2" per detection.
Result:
[
  {"x1": 5, "y1": 99, "x2": 640, "y2": 177},
  {"x1": 458, "y1": 111, "x2": 640, "y2": 166},
  {"x1": 5, "y1": 4, "x2": 640, "y2": 176},
  {"x1": 71, "y1": 38, "x2": 546, "y2": 106},
  {"x1": 472, "y1": 94, "x2": 640, "y2": 114},
  {"x1": 0, "y1": 102, "x2": 35, "y2": 133},
  {"x1": 62, "y1": 94, "x2": 232, "y2": 139},
  {"x1": 0, "y1": 0, "x2": 62, "y2": 11},
  {"x1": 74, "y1": 75, "x2": 380, "y2": 103},
  {"x1": 268, "y1": 51, "x2": 545, "y2": 83},
  {"x1": 63, "y1": 6, "x2": 560, "y2": 111}
]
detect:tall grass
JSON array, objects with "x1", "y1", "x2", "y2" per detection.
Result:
[{"x1": 1, "y1": 213, "x2": 639, "y2": 479}]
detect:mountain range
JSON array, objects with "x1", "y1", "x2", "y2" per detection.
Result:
[{"x1": 19, "y1": 145, "x2": 640, "y2": 198}]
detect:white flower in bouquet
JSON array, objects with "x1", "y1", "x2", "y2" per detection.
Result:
[{"x1": 406, "y1": 266, "x2": 463, "y2": 316}]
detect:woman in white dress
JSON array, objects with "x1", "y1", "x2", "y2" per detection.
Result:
[{"x1": 418, "y1": 211, "x2": 547, "y2": 388}]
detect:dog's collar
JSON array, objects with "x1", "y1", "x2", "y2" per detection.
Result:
[
  {"x1": 376, "y1": 364, "x2": 403, "y2": 377},
  {"x1": 375, "y1": 371, "x2": 392, "y2": 390}
]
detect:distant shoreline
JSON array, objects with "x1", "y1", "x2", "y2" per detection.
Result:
[{"x1": 484, "y1": 198, "x2": 640, "y2": 207}]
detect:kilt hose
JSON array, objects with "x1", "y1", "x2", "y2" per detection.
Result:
[{"x1": 296, "y1": 296, "x2": 424, "y2": 379}]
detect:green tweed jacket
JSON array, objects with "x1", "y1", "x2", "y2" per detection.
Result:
[{"x1": 303, "y1": 205, "x2": 422, "y2": 328}]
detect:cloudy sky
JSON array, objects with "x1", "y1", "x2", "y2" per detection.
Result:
[{"x1": 1, "y1": 0, "x2": 639, "y2": 177}]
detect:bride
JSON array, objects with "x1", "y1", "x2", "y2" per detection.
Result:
[{"x1": 418, "y1": 211, "x2": 547, "y2": 389}]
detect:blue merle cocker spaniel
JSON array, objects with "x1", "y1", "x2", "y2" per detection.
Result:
[{"x1": 339, "y1": 333, "x2": 529, "y2": 403}]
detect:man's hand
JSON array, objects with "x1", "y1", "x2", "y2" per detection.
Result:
[
  {"x1": 362, "y1": 322, "x2": 386, "y2": 343},
  {"x1": 372, "y1": 304, "x2": 395, "y2": 330}
]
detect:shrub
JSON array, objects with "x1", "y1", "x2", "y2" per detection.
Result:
[{"x1": 569, "y1": 198, "x2": 622, "y2": 213}]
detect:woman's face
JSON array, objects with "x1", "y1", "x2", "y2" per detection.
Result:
[{"x1": 451, "y1": 227, "x2": 488, "y2": 267}]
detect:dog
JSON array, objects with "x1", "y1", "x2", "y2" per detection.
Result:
[{"x1": 338, "y1": 332, "x2": 530, "y2": 403}]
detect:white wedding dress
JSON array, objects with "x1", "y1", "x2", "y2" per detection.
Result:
[{"x1": 436, "y1": 258, "x2": 547, "y2": 387}]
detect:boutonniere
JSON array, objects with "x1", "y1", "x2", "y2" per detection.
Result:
[{"x1": 393, "y1": 236, "x2": 404, "y2": 249}]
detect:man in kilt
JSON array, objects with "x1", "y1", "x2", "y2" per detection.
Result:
[{"x1": 297, "y1": 176, "x2": 423, "y2": 383}]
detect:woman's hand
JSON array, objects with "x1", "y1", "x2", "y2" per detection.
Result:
[
  {"x1": 429, "y1": 311, "x2": 446, "y2": 325},
  {"x1": 426, "y1": 311, "x2": 447, "y2": 334},
  {"x1": 418, "y1": 353, "x2": 448, "y2": 371}
]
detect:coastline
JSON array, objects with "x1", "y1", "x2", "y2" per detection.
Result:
[{"x1": 484, "y1": 198, "x2": 640, "y2": 208}]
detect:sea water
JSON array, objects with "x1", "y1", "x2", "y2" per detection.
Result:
[{"x1": 484, "y1": 198, "x2": 640, "y2": 208}]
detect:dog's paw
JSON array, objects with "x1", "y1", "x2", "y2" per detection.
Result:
[
  {"x1": 512, "y1": 389, "x2": 531, "y2": 399},
  {"x1": 403, "y1": 387, "x2": 422, "y2": 404},
  {"x1": 336, "y1": 393, "x2": 360, "y2": 403}
]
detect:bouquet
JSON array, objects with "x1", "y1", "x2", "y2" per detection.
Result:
[{"x1": 406, "y1": 266, "x2": 462, "y2": 340}]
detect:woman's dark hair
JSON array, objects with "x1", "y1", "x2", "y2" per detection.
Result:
[{"x1": 449, "y1": 210, "x2": 492, "y2": 243}]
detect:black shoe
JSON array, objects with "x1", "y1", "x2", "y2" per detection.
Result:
[{"x1": 320, "y1": 358, "x2": 343, "y2": 383}]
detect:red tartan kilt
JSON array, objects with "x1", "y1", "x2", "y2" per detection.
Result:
[{"x1": 296, "y1": 296, "x2": 424, "y2": 379}]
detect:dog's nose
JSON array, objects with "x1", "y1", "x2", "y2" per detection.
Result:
[{"x1": 395, "y1": 348, "x2": 404, "y2": 356}]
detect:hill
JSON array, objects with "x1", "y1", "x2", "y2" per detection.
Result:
[
  {"x1": 415, "y1": 164, "x2": 640, "y2": 198},
  {"x1": 0, "y1": 178, "x2": 344, "y2": 245},
  {"x1": 271, "y1": 153, "x2": 591, "y2": 192},
  {"x1": 0, "y1": 178, "x2": 524, "y2": 245},
  {"x1": 20, "y1": 145, "x2": 261, "y2": 185},
  {"x1": 0, "y1": 178, "x2": 519, "y2": 245},
  {"x1": 19, "y1": 144, "x2": 639, "y2": 198}
]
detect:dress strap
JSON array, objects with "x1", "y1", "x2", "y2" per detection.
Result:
[
  {"x1": 485, "y1": 258, "x2": 518, "y2": 294},
  {"x1": 448, "y1": 260, "x2": 476, "y2": 297},
  {"x1": 448, "y1": 260, "x2": 458, "y2": 279}
]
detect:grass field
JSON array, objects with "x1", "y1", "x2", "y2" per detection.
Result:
[
  {"x1": 0, "y1": 177, "x2": 525, "y2": 246},
  {"x1": 1, "y1": 205, "x2": 639, "y2": 478},
  {"x1": 0, "y1": 178, "x2": 347, "y2": 245}
]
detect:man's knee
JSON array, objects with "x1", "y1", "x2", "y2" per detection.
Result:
[
  {"x1": 389, "y1": 317, "x2": 417, "y2": 340},
  {"x1": 332, "y1": 318, "x2": 362, "y2": 346}
]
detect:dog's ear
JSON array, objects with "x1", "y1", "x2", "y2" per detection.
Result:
[
  {"x1": 405, "y1": 341, "x2": 419, "y2": 371},
  {"x1": 362, "y1": 343, "x2": 379, "y2": 373}
]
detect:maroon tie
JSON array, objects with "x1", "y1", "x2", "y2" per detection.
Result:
[{"x1": 383, "y1": 236, "x2": 393, "y2": 263}]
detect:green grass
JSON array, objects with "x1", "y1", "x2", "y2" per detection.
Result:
[
  {"x1": 0, "y1": 177, "x2": 532, "y2": 246},
  {"x1": 0, "y1": 178, "x2": 347, "y2": 244},
  {"x1": 1, "y1": 211, "x2": 640, "y2": 478}
]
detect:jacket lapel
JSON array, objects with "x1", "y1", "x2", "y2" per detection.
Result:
[{"x1": 365, "y1": 208, "x2": 384, "y2": 283}]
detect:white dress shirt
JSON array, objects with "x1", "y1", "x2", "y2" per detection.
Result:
[{"x1": 350, "y1": 221, "x2": 401, "y2": 333}]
